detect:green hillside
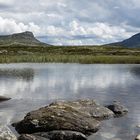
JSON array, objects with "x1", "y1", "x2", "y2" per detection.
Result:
[{"x1": 0, "y1": 31, "x2": 48, "y2": 46}]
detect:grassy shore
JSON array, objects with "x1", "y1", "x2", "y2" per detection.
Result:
[{"x1": 0, "y1": 45, "x2": 140, "y2": 64}]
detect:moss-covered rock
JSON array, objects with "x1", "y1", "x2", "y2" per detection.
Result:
[
  {"x1": 13, "y1": 100, "x2": 101, "y2": 134},
  {"x1": 50, "y1": 99, "x2": 114, "y2": 119}
]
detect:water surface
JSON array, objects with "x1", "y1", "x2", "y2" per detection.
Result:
[{"x1": 0, "y1": 63, "x2": 139, "y2": 139}]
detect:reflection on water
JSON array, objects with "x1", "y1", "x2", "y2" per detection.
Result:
[
  {"x1": 0, "y1": 69, "x2": 34, "y2": 81},
  {"x1": 131, "y1": 66, "x2": 140, "y2": 78},
  {"x1": 0, "y1": 63, "x2": 139, "y2": 140}
]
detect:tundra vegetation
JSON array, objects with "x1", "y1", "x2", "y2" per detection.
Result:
[{"x1": 0, "y1": 45, "x2": 140, "y2": 64}]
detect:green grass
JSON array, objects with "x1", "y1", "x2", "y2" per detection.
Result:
[
  {"x1": 0, "y1": 54, "x2": 140, "y2": 64},
  {"x1": 0, "y1": 45, "x2": 140, "y2": 64}
]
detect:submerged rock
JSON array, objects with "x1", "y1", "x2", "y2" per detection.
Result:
[
  {"x1": 106, "y1": 101, "x2": 128, "y2": 117},
  {"x1": 13, "y1": 100, "x2": 100, "y2": 134},
  {"x1": 0, "y1": 126, "x2": 17, "y2": 140},
  {"x1": 100, "y1": 132, "x2": 115, "y2": 139}
]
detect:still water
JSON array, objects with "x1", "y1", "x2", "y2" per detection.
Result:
[{"x1": 0, "y1": 63, "x2": 140, "y2": 139}]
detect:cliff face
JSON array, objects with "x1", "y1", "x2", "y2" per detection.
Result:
[{"x1": 0, "y1": 31, "x2": 48, "y2": 46}]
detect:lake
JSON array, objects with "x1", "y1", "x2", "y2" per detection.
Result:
[{"x1": 0, "y1": 63, "x2": 139, "y2": 140}]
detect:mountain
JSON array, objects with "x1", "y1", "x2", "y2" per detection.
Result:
[
  {"x1": 108, "y1": 33, "x2": 140, "y2": 48},
  {"x1": 0, "y1": 31, "x2": 49, "y2": 46}
]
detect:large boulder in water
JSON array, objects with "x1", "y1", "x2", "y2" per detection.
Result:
[
  {"x1": 13, "y1": 99, "x2": 127, "y2": 139},
  {"x1": 50, "y1": 99, "x2": 114, "y2": 120},
  {"x1": 13, "y1": 100, "x2": 101, "y2": 134}
]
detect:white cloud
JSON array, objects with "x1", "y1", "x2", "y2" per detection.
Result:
[
  {"x1": 57, "y1": 2, "x2": 67, "y2": 8},
  {"x1": 41, "y1": 20, "x2": 134, "y2": 45},
  {"x1": 0, "y1": 0, "x2": 15, "y2": 5},
  {"x1": 47, "y1": 13, "x2": 61, "y2": 18},
  {"x1": 0, "y1": 15, "x2": 134, "y2": 45},
  {"x1": 44, "y1": 20, "x2": 130, "y2": 38},
  {"x1": 0, "y1": 16, "x2": 41, "y2": 35},
  {"x1": 46, "y1": 25, "x2": 65, "y2": 36},
  {"x1": 0, "y1": 0, "x2": 140, "y2": 45}
]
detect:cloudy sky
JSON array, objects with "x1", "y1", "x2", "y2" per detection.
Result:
[{"x1": 0, "y1": 0, "x2": 140, "y2": 45}]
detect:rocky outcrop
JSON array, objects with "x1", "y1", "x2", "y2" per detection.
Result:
[
  {"x1": 0, "y1": 126, "x2": 17, "y2": 140},
  {"x1": 106, "y1": 101, "x2": 128, "y2": 117},
  {"x1": 13, "y1": 99, "x2": 128, "y2": 140}
]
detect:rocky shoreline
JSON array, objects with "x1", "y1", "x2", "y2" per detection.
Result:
[{"x1": 9, "y1": 99, "x2": 129, "y2": 140}]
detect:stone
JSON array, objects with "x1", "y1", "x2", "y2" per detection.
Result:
[
  {"x1": 0, "y1": 126, "x2": 17, "y2": 140},
  {"x1": 135, "y1": 135, "x2": 140, "y2": 140},
  {"x1": 13, "y1": 100, "x2": 101, "y2": 134},
  {"x1": 18, "y1": 134, "x2": 48, "y2": 140},
  {"x1": 106, "y1": 101, "x2": 128, "y2": 117},
  {"x1": 50, "y1": 99, "x2": 114, "y2": 120},
  {"x1": 18, "y1": 131, "x2": 87, "y2": 140},
  {"x1": 35, "y1": 131, "x2": 87, "y2": 140}
]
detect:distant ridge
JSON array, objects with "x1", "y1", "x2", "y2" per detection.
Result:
[
  {"x1": 108, "y1": 32, "x2": 140, "y2": 48},
  {"x1": 0, "y1": 31, "x2": 49, "y2": 46},
  {"x1": 1, "y1": 31, "x2": 140, "y2": 48}
]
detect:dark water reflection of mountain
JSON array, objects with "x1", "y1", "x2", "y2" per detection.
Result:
[
  {"x1": 131, "y1": 66, "x2": 140, "y2": 78},
  {"x1": 0, "y1": 68, "x2": 34, "y2": 81},
  {"x1": 0, "y1": 64, "x2": 139, "y2": 140}
]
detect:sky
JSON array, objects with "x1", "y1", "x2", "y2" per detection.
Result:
[{"x1": 0, "y1": 0, "x2": 140, "y2": 45}]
